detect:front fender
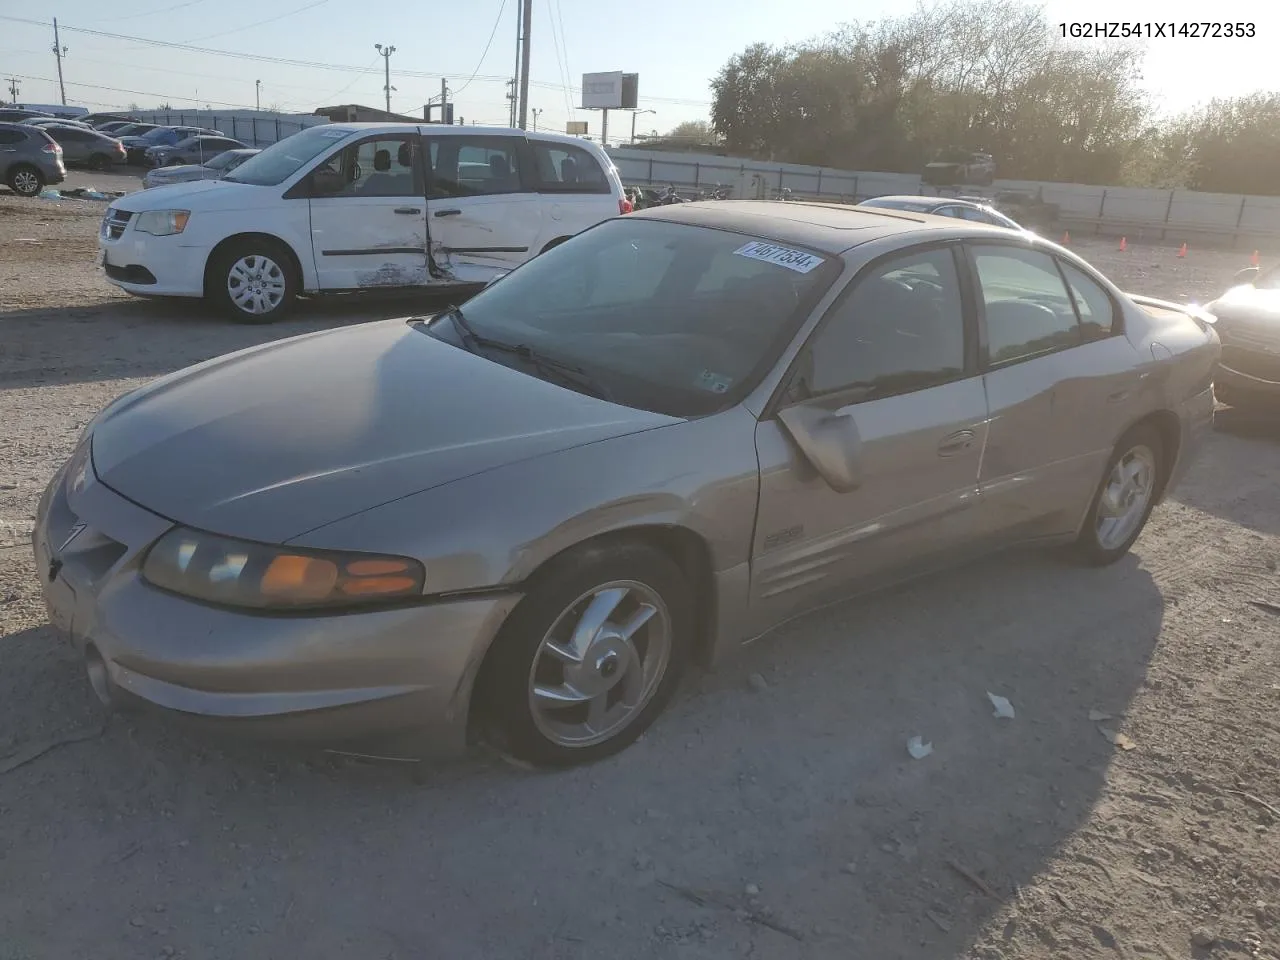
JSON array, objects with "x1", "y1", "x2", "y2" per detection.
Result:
[{"x1": 290, "y1": 406, "x2": 763, "y2": 595}]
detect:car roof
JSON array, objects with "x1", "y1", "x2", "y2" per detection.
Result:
[
  {"x1": 307, "y1": 122, "x2": 607, "y2": 150},
  {"x1": 629, "y1": 200, "x2": 1017, "y2": 255},
  {"x1": 866, "y1": 195, "x2": 989, "y2": 211}
]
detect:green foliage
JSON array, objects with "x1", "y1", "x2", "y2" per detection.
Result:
[{"x1": 708, "y1": 0, "x2": 1280, "y2": 193}]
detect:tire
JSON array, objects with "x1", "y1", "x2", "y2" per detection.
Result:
[
  {"x1": 1075, "y1": 425, "x2": 1163, "y2": 566},
  {"x1": 6, "y1": 164, "x2": 45, "y2": 197},
  {"x1": 478, "y1": 541, "x2": 693, "y2": 767},
  {"x1": 207, "y1": 239, "x2": 297, "y2": 324}
]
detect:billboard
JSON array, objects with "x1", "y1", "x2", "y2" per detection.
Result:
[{"x1": 581, "y1": 72, "x2": 638, "y2": 110}]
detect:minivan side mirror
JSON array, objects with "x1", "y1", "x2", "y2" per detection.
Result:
[
  {"x1": 1233, "y1": 265, "x2": 1260, "y2": 286},
  {"x1": 310, "y1": 168, "x2": 345, "y2": 196}
]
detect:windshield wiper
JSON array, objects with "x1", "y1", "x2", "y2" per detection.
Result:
[{"x1": 439, "y1": 305, "x2": 614, "y2": 402}]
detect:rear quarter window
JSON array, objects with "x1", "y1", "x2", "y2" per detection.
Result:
[{"x1": 529, "y1": 140, "x2": 610, "y2": 194}]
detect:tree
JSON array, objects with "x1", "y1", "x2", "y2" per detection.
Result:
[{"x1": 664, "y1": 119, "x2": 715, "y2": 142}]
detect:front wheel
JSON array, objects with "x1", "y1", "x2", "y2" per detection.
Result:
[
  {"x1": 477, "y1": 542, "x2": 692, "y2": 767},
  {"x1": 208, "y1": 241, "x2": 296, "y2": 324},
  {"x1": 6, "y1": 164, "x2": 45, "y2": 197},
  {"x1": 1076, "y1": 426, "x2": 1163, "y2": 565}
]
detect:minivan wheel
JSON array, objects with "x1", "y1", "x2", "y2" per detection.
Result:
[
  {"x1": 1076, "y1": 426, "x2": 1163, "y2": 566},
  {"x1": 478, "y1": 542, "x2": 692, "y2": 767},
  {"x1": 6, "y1": 164, "x2": 44, "y2": 197},
  {"x1": 209, "y1": 241, "x2": 296, "y2": 324}
]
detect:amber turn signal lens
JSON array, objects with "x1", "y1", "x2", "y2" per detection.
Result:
[
  {"x1": 345, "y1": 559, "x2": 412, "y2": 576},
  {"x1": 260, "y1": 554, "x2": 339, "y2": 600},
  {"x1": 339, "y1": 576, "x2": 419, "y2": 596}
]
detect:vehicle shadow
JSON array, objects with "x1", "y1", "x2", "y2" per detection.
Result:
[
  {"x1": 0, "y1": 289, "x2": 463, "y2": 391},
  {"x1": 0, "y1": 546, "x2": 1164, "y2": 960},
  {"x1": 1166, "y1": 412, "x2": 1280, "y2": 536}
]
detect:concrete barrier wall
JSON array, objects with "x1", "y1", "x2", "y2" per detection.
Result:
[{"x1": 608, "y1": 147, "x2": 1280, "y2": 245}]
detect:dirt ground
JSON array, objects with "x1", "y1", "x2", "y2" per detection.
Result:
[{"x1": 1, "y1": 192, "x2": 1278, "y2": 960}]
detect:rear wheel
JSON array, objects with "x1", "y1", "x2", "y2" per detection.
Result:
[
  {"x1": 6, "y1": 164, "x2": 44, "y2": 197},
  {"x1": 208, "y1": 240, "x2": 297, "y2": 324},
  {"x1": 1076, "y1": 426, "x2": 1163, "y2": 565},
  {"x1": 86, "y1": 153, "x2": 110, "y2": 171}
]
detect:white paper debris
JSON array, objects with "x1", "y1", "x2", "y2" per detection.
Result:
[
  {"x1": 987, "y1": 692, "x2": 1016, "y2": 719},
  {"x1": 1088, "y1": 709, "x2": 1113, "y2": 722},
  {"x1": 1098, "y1": 727, "x2": 1137, "y2": 750},
  {"x1": 906, "y1": 736, "x2": 933, "y2": 759}
]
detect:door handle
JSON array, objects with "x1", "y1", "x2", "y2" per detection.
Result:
[
  {"x1": 433, "y1": 208, "x2": 462, "y2": 218},
  {"x1": 394, "y1": 207, "x2": 422, "y2": 215},
  {"x1": 937, "y1": 429, "x2": 976, "y2": 456}
]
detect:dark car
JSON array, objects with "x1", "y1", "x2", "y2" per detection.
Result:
[
  {"x1": 922, "y1": 149, "x2": 996, "y2": 187},
  {"x1": 83, "y1": 112, "x2": 140, "y2": 128},
  {"x1": 95, "y1": 121, "x2": 137, "y2": 135},
  {"x1": 0, "y1": 107, "x2": 54, "y2": 124},
  {"x1": 857, "y1": 195, "x2": 1025, "y2": 230},
  {"x1": 1203, "y1": 263, "x2": 1280, "y2": 412},
  {"x1": 147, "y1": 134, "x2": 247, "y2": 167},
  {"x1": 119, "y1": 125, "x2": 221, "y2": 164},
  {"x1": 0, "y1": 121, "x2": 66, "y2": 196},
  {"x1": 39, "y1": 123, "x2": 128, "y2": 170}
]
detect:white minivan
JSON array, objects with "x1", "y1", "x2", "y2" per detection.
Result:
[{"x1": 99, "y1": 123, "x2": 631, "y2": 322}]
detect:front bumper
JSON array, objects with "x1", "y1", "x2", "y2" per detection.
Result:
[
  {"x1": 1215, "y1": 360, "x2": 1280, "y2": 399},
  {"x1": 1162, "y1": 385, "x2": 1215, "y2": 500},
  {"x1": 99, "y1": 218, "x2": 207, "y2": 297},
  {"x1": 33, "y1": 445, "x2": 518, "y2": 757}
]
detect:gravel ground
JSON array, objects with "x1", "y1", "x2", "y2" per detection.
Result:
[{"x1": 2, "y1": 194, "x2": 1279, "y2": 960}]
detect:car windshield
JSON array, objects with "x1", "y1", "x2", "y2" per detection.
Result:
[
  {"x1": 204, "y1": 150, "x2": 242, "y2": 171},
  {"x1": 117, "y1": 124, "x2": 155, "y2": 136},
  {"x1": 140, "y1": 128, "x2": 178, "y2": 143},
  {"x1": 424, "y1": 218, "x2": 842, "y2": 417},
  {"x1": 223, "y1": 126, "x2": 353, "y2": 186}
]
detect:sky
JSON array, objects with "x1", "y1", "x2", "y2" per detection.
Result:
[{"x1": 2, "y1": 0, "x2": 1278, "y2": 143}]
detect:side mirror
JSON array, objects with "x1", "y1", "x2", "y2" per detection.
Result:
[
  {"x1": 777, "y1": 402, "x2": 864, "y2": 493},
  {"x1": 1233, "y1": 266, "x2": 1260, "y2": 286},
  {"x1": 310, "y1": 168, "x2": 345, "y2": 196}
]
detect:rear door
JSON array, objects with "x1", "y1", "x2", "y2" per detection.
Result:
[
  {"x1": 421, "y1": 131, "x2": 542, "y2": 282},
  {"x1": 750, "y1": 242, "x2": 990, "y2": 628},
  {"x1": 306, "y1": 131, "x2": 429, "y2": 290},
  {"x1": 526, "y1": 137, "x2": 618, "y2": 237},
  {"x1": 967, "y1": 243, "x2": 1136, "y2": 538}
]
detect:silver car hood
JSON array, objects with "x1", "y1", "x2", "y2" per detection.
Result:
[{"x1": 91, "y1": 319, "x2": 678, "y2": 542}]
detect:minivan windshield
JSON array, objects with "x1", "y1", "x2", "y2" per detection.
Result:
[
  {"x1": 223, "y1": 125, "x2": 354, "y2": 186},
  {"x1": 423, "y1": 218, "x2": 842, "y2": 417}
]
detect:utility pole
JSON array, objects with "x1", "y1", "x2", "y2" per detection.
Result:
[
  {"x1": 440, "y1": 78, "x2": 448, "y2": 124},
  {"x1": 630, "y1": 108, "x2": 655, "y2": 144},
  {"x1": 52, "y1": 17, "x2": 68, "y2": 105},
  {"x1": 511, "y1": 0, "x2": 522, "y2": 128},
  {"x1": 374, "y1": 42, "x2": 396, "y2": 115},
  {"x1": 255, "y1": 79, "x2": 261, "y2": 112},
  {"x1": 5, "y1": 76, "x2": 19, "y2": 103},
  {"x1": 517, "y1": 0, "x2": 532, "y2": 128},
  {"x1": 531, "y1": 107, "x2": 542, "y2": 131},
  {"x1": 505, "y1": 79, "x2": 516, "y2": 127}
]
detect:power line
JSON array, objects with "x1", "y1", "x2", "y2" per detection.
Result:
[
  {"x1": 90, "y1": 0, "x2": 216, "y2": 23},
  {"x1": 0, "y1": 14, "x2": 713, "y2": 107},
  {"x1": 182, "y1": 0, "x2": 330, "y2": 45},
  {"x1": 9, "y1": 72, "x2": 257, "y2": 109},
  {"x1": 452, "y1": 0, "x2": 507, "y2": 97}
]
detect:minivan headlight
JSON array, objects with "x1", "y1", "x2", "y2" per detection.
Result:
[
  {"x1": 142, "y1": 527, "x2": 426, "y2": 611},
  {"x1": 134, "y1": 210, "x2": 190, "y2": 236}
]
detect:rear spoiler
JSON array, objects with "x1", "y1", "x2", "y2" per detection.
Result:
[{"x1": 1125, "y1": 292, "x2": 1217, "y2": 331}]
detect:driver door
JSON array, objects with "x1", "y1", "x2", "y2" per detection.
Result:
[
  {"x1": 750, "y1": 243, "x2": 990, "y2": 627},
  {"x1": 307, "y1": 133, "x2": 429, "y2": 290}
]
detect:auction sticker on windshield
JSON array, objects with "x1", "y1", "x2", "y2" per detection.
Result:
[{"x1": 733, "y1": 241, "x2": 825, "y2": 274}]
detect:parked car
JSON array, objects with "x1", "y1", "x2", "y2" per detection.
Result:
[
  {"x1": 25, "y1": 117, "x2": 96, "y2": 131},
  {"x1": 0, "y1": 121, "x2": 66, "y2": 196},
  {"x1": 83, "y1": 112, "x2": 140, "y2": 128},
  {"x1": 143, "y1": 148, "x2": 260, "y2": 189},
  {"x1": 38, "y1": 124, "x2": 127, "y2": 169},
  {"x1": 52, "y1": 201, "x2": 1219, "y2": 765},
  {"x1": 0, "y1": 107, "x2": 54, "y2": 123},
  {"x1": 858, "y1": 195, "x2": 1025, "y2": 230},
  {"x1": 99, "y1": 123, "x2": 629, "y2": 322},
  {"x1": 146, "y1": 134, "x2": 247, "y2": 168},
  {"x1": 95, "y1": 121, "x2": 136, "y2": 135},
  {"x1": 105, "y1": 122, "x2": 159, "y2": 139},
  {"x1": 922, "y1": 149, "x2": 996, "y2": 187},
  {"x1": 1203, "y1": 262, "x2": 1280, "y2": 411},
  {"x1": 118, "y1": 125, "x2": 221, "y2": 164}
]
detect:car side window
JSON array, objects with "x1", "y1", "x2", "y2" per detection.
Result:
[
  {"x1": 427, "y1": 136, "x2": 523, "y2": 198},
  {"x1": 326, "y1": 136, "x2": 421, "y2": 198},
  {"x1": 794, "y1": 246, "x2": 967, "y2": 402},
  {"x1": 1058, "y1": 260, "x2": 1118, "y2": 340},
  {"x1": 528, "y1": 141, "x2": 609, "y2": 194},
  {"x1": 970, "y1": 245, "x2": 1082, "y2": 365},
  {"x1": 933, "y1": 205, "x2": 961, "y2": 220}
]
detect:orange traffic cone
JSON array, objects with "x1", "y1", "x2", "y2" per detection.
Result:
[
  {"x1": 1061, "y1": 230, "x2": 1070, "y2": 246},
  {"x1": 1177, "y1": 242, "x2": 1188, "y2": 258},
  {"x1": 1119, "y1": 236, "x2": 1127, "y2": 252},
  {"x1": 1251, "y1": 250, "x2": 1261, "y2": 266}
]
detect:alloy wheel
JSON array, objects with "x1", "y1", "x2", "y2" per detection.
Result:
[{"x1": 1095, "y1": 444, "x2": 1157, "y2": 551}]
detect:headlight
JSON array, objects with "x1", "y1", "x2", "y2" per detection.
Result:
[
  {"x1": 141, "y1": 527, "x2": 425, "y2": 611},
  {"x1": 134, "y1": 210, "x2": 190, "y2": 236}
]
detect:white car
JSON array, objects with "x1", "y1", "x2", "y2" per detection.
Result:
[{"x1": 99, "y1": 123, "x2": 631, "y2": 322}]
